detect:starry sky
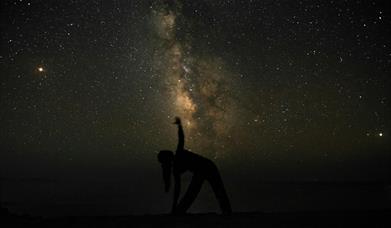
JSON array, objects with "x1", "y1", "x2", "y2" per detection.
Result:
[{"x1": 1, "y1": 0, "x2": 390, "y2": 216}]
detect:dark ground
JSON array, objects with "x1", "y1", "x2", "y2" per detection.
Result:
[{"x1": 1, "y1": 210, "x2": 390, "y2": 228}]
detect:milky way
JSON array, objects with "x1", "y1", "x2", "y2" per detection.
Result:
[{"x1": 151, "y1": 1, "x2": 238, "y2": 157}]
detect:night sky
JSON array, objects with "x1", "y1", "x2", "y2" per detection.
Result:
[{"x1": 1, "y1": 0, "x2": 390, "y2": 216}]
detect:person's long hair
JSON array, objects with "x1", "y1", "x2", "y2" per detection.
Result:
[{"x1": 158, "y1": 150, "x2": 174, "y2": 192}]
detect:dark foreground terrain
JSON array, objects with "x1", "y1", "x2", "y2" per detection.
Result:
[{"x1": 1, "y1": 210, "x2": 390, "y2": 228}]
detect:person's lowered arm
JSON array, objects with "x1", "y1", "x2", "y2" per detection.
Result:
[{"x1": 172, "y1": 173, "x2": 181, "y2": 214}]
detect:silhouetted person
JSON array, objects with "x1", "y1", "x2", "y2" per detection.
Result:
[{"x1": 158, "y1": 117, "x2": 232, "y2": 215}]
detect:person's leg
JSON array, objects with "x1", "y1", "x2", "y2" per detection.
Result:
[
  {"x1": 175, "y1": 174, "x2": 204, "y2": 214},
  {"x1": 208, "y1": 166, "x2": 232, "y2": 215}
]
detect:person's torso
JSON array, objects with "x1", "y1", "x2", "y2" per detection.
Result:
[{"x1": 173, "y1": 150, "x2": 215, "y2": 176}]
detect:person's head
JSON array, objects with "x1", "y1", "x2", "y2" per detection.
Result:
[{"x1": 158, "y1": 150, "x2": 174, "y2": 192}]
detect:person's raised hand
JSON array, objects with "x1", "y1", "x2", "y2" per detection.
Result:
[{"x1": 173, "y1": 116, "x2": 181, "y2": 125}]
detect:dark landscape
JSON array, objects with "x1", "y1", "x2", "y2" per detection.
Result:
[{"x1": 2, "y1": 210, "x2": 391, "y2": 228}]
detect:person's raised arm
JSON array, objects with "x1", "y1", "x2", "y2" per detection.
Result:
[{"x1": 174, "y1": 117, "x2": 184, "y2": 152}]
